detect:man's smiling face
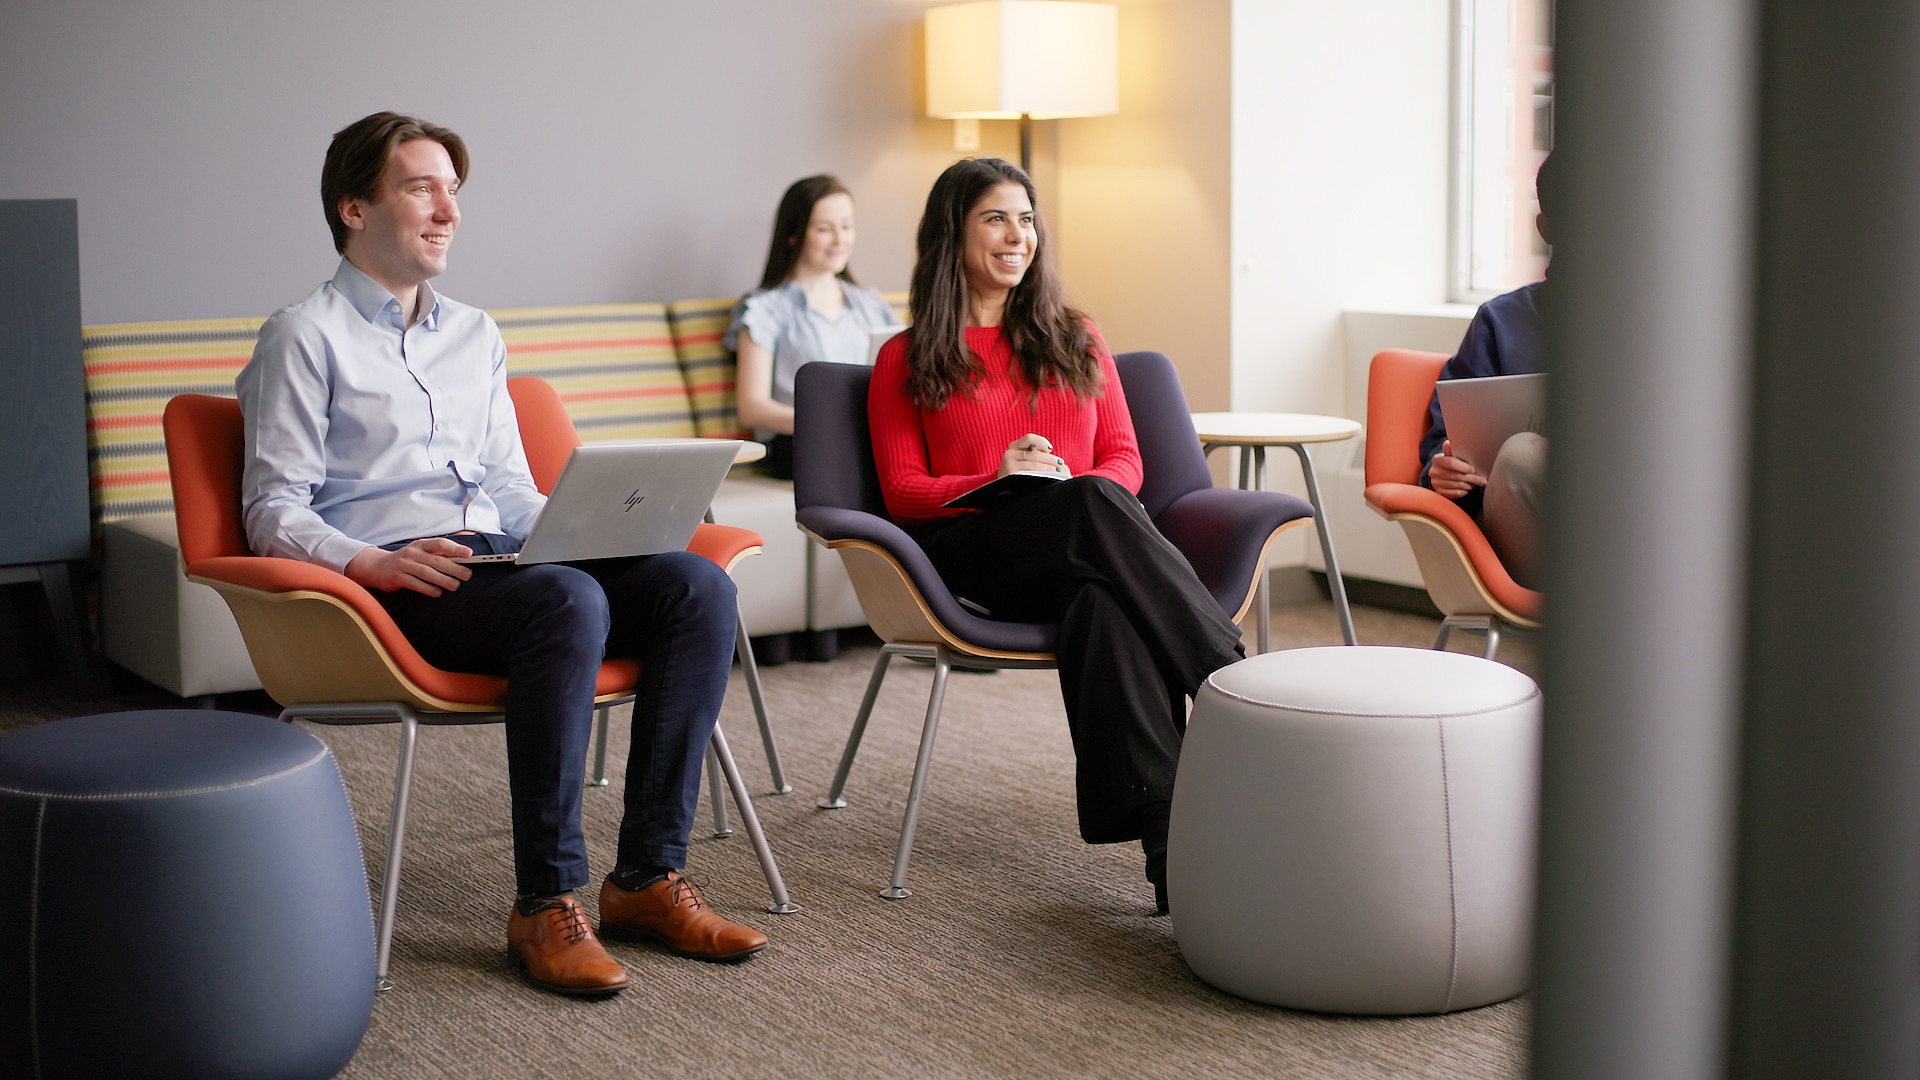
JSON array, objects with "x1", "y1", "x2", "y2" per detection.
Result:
[{"x1": 339, "y1": 137, "x2": 461, "y2": 299}]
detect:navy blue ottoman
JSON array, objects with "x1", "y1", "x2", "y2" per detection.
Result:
[{"x1": 0, "y1": 710, "x2": 375, "y2": 1079}]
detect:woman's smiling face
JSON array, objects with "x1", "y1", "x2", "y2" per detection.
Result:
[
  {"x1": 960, "y1": 181, "x2": 1036, "y2": 296},
  {"x1": 795, "y1": 191, "x2": 855, "y2": 278}
]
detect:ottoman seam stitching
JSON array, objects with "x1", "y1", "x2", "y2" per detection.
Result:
[
  {"x1": 28, "y1": 798, "x2": 44, "y2": 1080},
  {"x1": 1203, "y1": 684, "x2": 1541, "y2": 718},
  {"x1": 324, "y1": 749, "x2": 379, "y2": 946},
  {"x1": 0, "y1": 745, "x2": 329, "y2": 801},
  {"x1": 1439, "y1": 719, "x2": 1461, "y2": 1013}
]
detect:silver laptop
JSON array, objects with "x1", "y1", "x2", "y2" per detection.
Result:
[
  {"x1": 1435, "y1": 372, "x2": 1546, "y2": 473},
  {"x1": 456, "y1": 439, "x2": 741, "y2": 565}
]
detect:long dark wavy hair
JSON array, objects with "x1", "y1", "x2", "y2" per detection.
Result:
[
  {"x1": 904, "y1": 158, "x2": 1098, "y2": 412},
  {"x1": 757, "y1": 175, "x2": 860, "y2": 289}
]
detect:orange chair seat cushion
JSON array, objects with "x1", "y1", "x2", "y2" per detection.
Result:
[
  {"x1": 685, "y1": 522, "x2": 762, "y2": 574},
  {"x1": 1362, "y1": 482, "x2": 1543, "y2": 620}
]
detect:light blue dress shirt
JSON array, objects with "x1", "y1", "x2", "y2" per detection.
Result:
[{"x1": 236, "y1": 259, "x2": 546, "y2": 573}]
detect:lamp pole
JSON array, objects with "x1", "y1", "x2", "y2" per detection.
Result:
[{"x1": 1019, "y1": 113, "x2": 1033, "y2": 175}]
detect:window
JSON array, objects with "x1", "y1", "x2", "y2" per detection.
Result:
[{"x1": 1450, "y1": 0, "x2": 1555, "y2": 302}]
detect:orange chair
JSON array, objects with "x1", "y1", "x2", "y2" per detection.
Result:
[
  {"x1": 163, "y1": 386, "x2": 795, "y2": 992},
  {"x1": 1362, "y1": 349, "x2": 1542, "y2": 656}
]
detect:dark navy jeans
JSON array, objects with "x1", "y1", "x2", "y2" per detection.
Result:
[{"x1": 373, "y1": 536, "x2": 736, "y2": 895}]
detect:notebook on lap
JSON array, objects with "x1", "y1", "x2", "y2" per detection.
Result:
[{"x1": 456, "y1": 439, "x2": 741, "y2": 565}]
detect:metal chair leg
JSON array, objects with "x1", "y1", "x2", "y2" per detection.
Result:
[
  {"x1": 708, "y1": 723, "x2": 800, "y2": 914},
  {"x1": 1435, "y1": 615, "x2": 1480, "y2": 652},
  {"x1": 1433, "y1": 615, "x2": 1504, "y2": 659},
  {"x1": 883, "y1": 645, "x2": 954, "y2": 900},
  {"x1": 818, "y1": 645, "x2": 901, "y2": 808},
  {"x1": 735, "y1": 606, "x2": 791, "y2": 794},
  {"x1": 587, "y1": 704, "x2": 612, "y2": 787},
  {"x1": 374, "y1": 709, "x2": 421, "y2": 992},
  {"x1": 706, "y1": 743, "x2": 733, "y2": 837}
]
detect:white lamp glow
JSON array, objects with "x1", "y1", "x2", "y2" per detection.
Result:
[{"x1": 925, "y1": 0, "x2": 1119, "y2": 172}]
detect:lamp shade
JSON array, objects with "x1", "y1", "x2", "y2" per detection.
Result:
[{"x1": 926, "y1": 1, "x2": 1119, "y2": 120}]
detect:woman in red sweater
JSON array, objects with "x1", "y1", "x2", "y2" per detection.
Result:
[{"x1": 869, "y1": 158, "x2": 1244, "y2": 913}]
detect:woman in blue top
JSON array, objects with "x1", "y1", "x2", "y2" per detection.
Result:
[{"x1": 726, "y1": 175, "x2": 899, "y2": 478}]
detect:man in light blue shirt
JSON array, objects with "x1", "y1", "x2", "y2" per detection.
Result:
[{"x1": 238, "y1": 112, "x2": 769, "y2": 998}]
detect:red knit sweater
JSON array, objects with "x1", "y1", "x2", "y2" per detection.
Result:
[{"x1": 868, "y1": 323, "x2": 1143, "y2": 524}]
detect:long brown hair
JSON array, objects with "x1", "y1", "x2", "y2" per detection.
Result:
[
  {"x1": 758, "y1": 175, "x2": 860, "y2": 289},
  {"x1": 905, "y1": 158, "x2": 1097, "y2": 411}
]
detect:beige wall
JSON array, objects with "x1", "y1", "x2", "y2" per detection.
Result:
[
  {"x1": 1230, "y1": 0, "x2": 1452, "y2": 416},
  {"x1": 0, "y1": 1, "x2": 967, "y2": 323},
  {"x1": 0, "y1": 0, "x2": 1237, "y2": 374},
  {"x1": 1054, "y1": 0, "x2": 1234, "y2": 412}
]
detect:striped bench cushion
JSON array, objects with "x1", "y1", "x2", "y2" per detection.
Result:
[
  {"x1": 82, "y1": 318, "x2": 262, "y2": 524},
  {"x1": 494, "y1": 303, "x2": 696, "y2": 442},
  {"x1": 82, "y1": 304, "x2": 700, "y2": 523},
  {"x1": 665, "y1": 296, "x2": 745, "y2": 438}
]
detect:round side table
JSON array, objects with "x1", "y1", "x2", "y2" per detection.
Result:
[{"x1": 1189, "y1": 412, "x2": 1362, "y2": 649}]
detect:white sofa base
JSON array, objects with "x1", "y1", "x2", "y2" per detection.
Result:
[
  {"x1": 101, "y1": 515, "x2": 262, "y2": 698},
  {"x1": 709, "y1": 471, "x2": 867, "y2": 640}
]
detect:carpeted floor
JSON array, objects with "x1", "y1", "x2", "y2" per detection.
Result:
[{"x1": 0, "y1": 596, "x2": 1536, "y2": 1079}]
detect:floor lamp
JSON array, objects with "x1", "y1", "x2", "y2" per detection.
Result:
[{"x1": 925, "y1": 0, "x2": 1119, "y2": 177}]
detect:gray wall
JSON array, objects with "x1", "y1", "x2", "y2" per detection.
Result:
[{"x1": 0, "y1": 0, "x2": 974, "y2": 323}]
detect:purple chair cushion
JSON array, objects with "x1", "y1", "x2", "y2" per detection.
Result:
[{"x1": 792, "y1": 504, "x2": 1059, "y2": 654}]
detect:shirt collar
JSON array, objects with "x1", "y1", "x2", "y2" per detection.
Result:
[
  {"x1": 330, "y1": 258, "x2": 441, "y2": 332},
  {"x1": 780, "y1": 277, "x2": 850, "y2": 312}
]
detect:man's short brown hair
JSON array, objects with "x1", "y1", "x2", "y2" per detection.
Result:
[{"x1": 320, "y1": 112, "x2": 470, "y2": 254}]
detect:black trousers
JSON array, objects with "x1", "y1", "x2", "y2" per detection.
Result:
[{"x1": 914, "y1": 476, "x2": 1245, "y2": 843}]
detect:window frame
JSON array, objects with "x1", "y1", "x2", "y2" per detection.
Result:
[{"x1": 1448, "y1": 0, "x2": 1554, "y2": 305}]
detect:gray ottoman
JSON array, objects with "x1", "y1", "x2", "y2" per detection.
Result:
[
  {"x1": 1169, "y1": 646, "x2": 1540, "y2": 1014},
  {"x1": 0, "y1": 710, "x2": 375, "y2": 1079}
]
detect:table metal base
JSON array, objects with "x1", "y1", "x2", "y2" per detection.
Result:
[{"x1": 1204, "y1": 444, "x2": 1357, "y2": 650}]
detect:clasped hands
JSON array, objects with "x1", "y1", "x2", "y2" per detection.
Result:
[
  {"x1": 999, "y1": 433, "x2": 1069, "y2": 479},
  {"x1": 1428, "y1": 439, "x2": 1486, "y2": 500}
]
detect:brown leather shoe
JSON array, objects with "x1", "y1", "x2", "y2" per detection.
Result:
[
  {"x1": 598, "y1": 870, "x2": 768, "y2": 962},
  {"x1": 506, "y1": 895, "x2": 629, "y2": 997}
]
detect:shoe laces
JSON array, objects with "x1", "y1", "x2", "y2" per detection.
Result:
[
  {"x1": 666, "y1": 872, "x2": 708, "y2": 913},
  {"x1": 547, "y1": 898, "x2": 592, "y2": 945}
]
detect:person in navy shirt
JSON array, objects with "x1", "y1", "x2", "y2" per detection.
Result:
[{"x1": 1419, "y1": 154, "x2": 1555, "y2": 588}]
